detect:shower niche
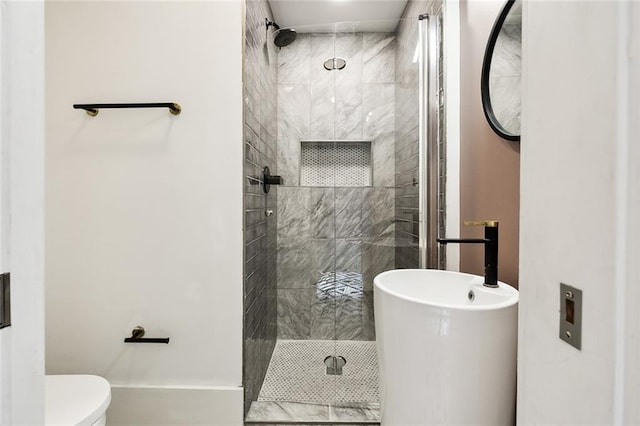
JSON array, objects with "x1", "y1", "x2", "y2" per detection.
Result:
[{"x1": 300, "y1": 140, "x2": 372, "y2": 187}]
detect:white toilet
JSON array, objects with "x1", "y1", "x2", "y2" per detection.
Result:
[{"x1": 45, "y1": 375, "x2": 111, "y2": 426}]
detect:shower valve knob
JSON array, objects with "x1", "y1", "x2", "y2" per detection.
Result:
[
  {"x1": 262, "y1": 166, "x2": 283, "y2": 193},
  {"x1": 265, "y1": 175, "x2": 283, "y2": 185}
]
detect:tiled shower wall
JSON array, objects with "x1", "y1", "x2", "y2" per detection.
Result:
[
  {"x1": 276, "y1": 33, "x2": 397, "y2": 341},
  {"x1": 243, "y1": 0, "x2": 278, "y2": 415},
  {"x1": 394, "y1": 0, "x2": 438, "y2": 269}
]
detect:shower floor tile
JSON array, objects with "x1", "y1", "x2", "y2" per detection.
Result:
[
  {"x1": 257, "y1": 340, "x2": 380, "y2": 404},
  {"x1": 247, "y1": 340, "x2": 380, "y2": 423}
]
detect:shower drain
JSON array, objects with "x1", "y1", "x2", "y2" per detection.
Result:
[{"x1": 324, "y1": 355, "x2": 346, "y2": 375}]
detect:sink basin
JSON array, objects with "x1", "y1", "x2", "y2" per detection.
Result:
[{"x1": 374, "y1": 269, "x2": 518, "y2": 425}]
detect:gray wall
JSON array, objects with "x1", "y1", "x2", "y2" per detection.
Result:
[
  {"x1": 243, "y1": 0, "x2": 279, "y2": 414},
  {"x1": 276, "y1": 32, "x2": 397, "y2": 341},
  {"x1": 394, "y1": 6, "x2": 421, "y2": 269}
]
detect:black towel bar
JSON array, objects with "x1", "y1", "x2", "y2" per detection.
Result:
[
  {"x1": 124, "y1": 337, "x2": 170, "y2": 344},
  {"x1": 73, "y1": 102, "x2": 181, "y2": 116},
  {"x1": 124, "y1": 326, "x2": 169, "y2": 344}
]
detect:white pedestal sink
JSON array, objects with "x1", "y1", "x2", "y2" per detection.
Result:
[{"x1": 374, "y1": 269, "x2": 518, "y2": 426}]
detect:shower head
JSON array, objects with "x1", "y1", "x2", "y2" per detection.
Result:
[
  {"x1": 265, "y1": 18, "x2": 297, "y2": 48},
  {"x1": 273, "y1": 28, "x2": 298, "y2": 48}
]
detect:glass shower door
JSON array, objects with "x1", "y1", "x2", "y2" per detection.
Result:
[
  {"x1": 255, "y1": 10, "x2": 434, "y2": 421},
  {"x1": 326, "y1": 20, "x2": 401, "y2": 412}
]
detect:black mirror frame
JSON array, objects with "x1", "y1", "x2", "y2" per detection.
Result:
[{"x1": 481, "y1": 0, "x2": 520, "y2": 142}]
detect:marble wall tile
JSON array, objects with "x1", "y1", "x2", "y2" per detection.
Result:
[
  {"x1": 335, "y1": 78, "x2": 363, "y2": 140},
  {"x1": 311, "y1": 77, "x2": 335, "y2": 139},
  {"x1": 395, "y1": 135, "x2": 419, "y2": 170},
  {"x1": 245, "y1": 239, "x2": 266, "y2": 281},
  {"x1": 372, "y1": 134, "x2": 395, "y2": 187},
  {"x1": 277, "y1": 289, "x2": 311, "y2": 339},
  {"x1": 309, "y1": 238, "x2": 336, "y2": 284},
  {"x1": 335, "y1": 188, "x2": 363, "y2": 238},
  {"x1": 277, "y1": 187, "x2": 311, "y2": 241},
  {"x1": 277, "y1": 245, "x2": 310, "y2": 289},
  {"x1": 245, "y1": 232, "x2": 266, "y2": 266},
  {"x1": 278, "y1": 34, "x2": 310, "y2": 85},
  {"x1": 394, "y1": 85, "x2": 418, "y2": 137},
  {"x1": 264, "y1": 104, "x2": 278, "y2": 141},
  {"x1": 309, "y1": 283, "x2": 336, "y2": 339},
  {"x1": 335, "y1": 33, "x2": 363, "y2": 83},
  {"x1": 362, "y1": 188, "x2": 395, "y2": 240},
  {"x1": 278, "y1": 84, "x2": 311, "y2": 135},
  {"x1": 276, "y1": 239, "x2": 382, "y2": 341},
  {"x1": 395, "y1": 245, "x2": 419, "y2": 269},
  {"x1": 395, "y1": 166, "x2": 418, "y2": 188},
  {"x1": 336, "y1": 239, "x2": 361, "y2": 273},
  {"x1": 245, "y1": 93, "x2": 261, "y2": 136},
  {"x1": 278, "y1": 84, "x2": 311, "y2": 185},
  {"x1": 363, "y1": 83, "x2": 395, "y2": 140},
  {"x1": 310, "y1": 187, "x2": 335, "y2": 238},
  {"x1": 335, "y1": 289, "x2": 363, "y2": 340},
  {"x1": 277, "y1": 135, "x2": 300, "y2": 187},
  {"x1": 360, "y1": 188, "x2": 375, "y2": 239},
  {"x1": 363, "y1": 33, "x2": 395, "y2": 84},
  {"x1": 275, "y1": 30, "x2": 402, "y2": 344},
  {"x1": 375, "y1": 188, "x2": 396, "y2": 241},
  {"x1": 362, "y1": 241, "x2": 395, "y2": 292},
  {"x1": 334, "y1": 34, "x2": 363, "y2": 140},
  {"x1": 310, "y1": 34, "x2": 335, "y2": 83}
]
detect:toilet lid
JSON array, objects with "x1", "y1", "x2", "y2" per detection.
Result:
[{"x1": 46, "y1": 375, "x2": 111, "y2": 426}]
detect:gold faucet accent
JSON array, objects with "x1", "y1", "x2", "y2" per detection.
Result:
[{"x1": 464, "y1": 220, "x2": 499, "y2": 228}]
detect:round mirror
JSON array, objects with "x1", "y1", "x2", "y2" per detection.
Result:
[{"x1": 481, "y1": 0, "x2": 522, "y2": 142}]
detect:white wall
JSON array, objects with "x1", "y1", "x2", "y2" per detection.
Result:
[
  {"x1": 0, "y1": 1, "x2": 46, "y2": 424},
  {"x1": 621, "y1": 3, "x2": 640, "y2": 423},
  {"x1": 519, "y1": 1, "x2": 639, "y2": 423},
  {"x1": 45, "y1": 1, "x2": 244, "y2": 423}
]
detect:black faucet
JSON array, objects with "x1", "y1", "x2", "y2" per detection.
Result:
[{"x1": 437, "y1": 221, "x2": 499, "y2": 288}]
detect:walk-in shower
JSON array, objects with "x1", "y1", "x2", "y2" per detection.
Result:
[{"x1": 243, "y1": 0, "x2": 446, "y2": 423}]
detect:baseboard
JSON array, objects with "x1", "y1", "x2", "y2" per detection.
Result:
[{"x1": 107, "y1": 384, "x2": 243, "y2": 425}]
